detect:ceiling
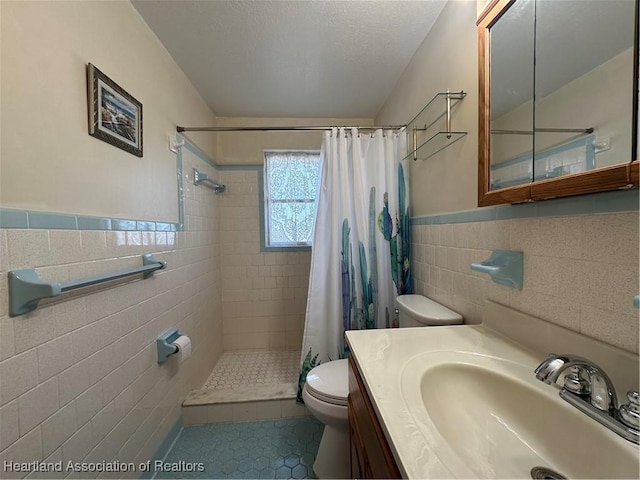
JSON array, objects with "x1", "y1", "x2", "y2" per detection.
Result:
[{"x1": 131, "y1": 0, "x2": 447, "y2": 119}]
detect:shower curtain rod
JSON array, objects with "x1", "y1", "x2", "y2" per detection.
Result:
[{"x1": 176, "y1": 125, "x2": 406, "y2": 133}]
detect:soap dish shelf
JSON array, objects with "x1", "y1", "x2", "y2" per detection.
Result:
[{"x1": 471, "y1": 250, "x2": 523, "y2": 290}]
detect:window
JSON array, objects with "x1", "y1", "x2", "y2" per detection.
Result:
[{"x1": 263, "y1": 151, "x2": 321, "y2": 249}]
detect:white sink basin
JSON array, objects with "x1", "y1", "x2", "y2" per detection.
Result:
[{"x1": 401, "y1": 351, "x2": 640, "y2": 479}]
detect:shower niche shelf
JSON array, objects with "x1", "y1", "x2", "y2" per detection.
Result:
[{"x1": 404, "y1": 90, "x2": 467, "y2": 162}]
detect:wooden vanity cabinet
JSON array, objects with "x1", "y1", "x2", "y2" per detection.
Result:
[{"x1": 348, "y1": 355, "x2": 401, "y2": 479}]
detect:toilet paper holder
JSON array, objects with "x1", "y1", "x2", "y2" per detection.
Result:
[{"x1": 156, "y1": 327, "x2": 182, "y2": 363}]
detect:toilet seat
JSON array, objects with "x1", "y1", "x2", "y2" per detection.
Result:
[{"x1": 305, "y1": 358, "x2": 349, "y2": 406}]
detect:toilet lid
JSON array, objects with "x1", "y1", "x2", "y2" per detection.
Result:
[
  {"x1": 396, "y1": 294, "x2": 463, "y2": 325},
  {"x1": 305, "y1": 358, "x2": 349, "y2": 406}
]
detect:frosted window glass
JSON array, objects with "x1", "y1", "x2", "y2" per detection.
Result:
[{"x1": 264, "y1": 152, "x2": 321, "y2": 247}]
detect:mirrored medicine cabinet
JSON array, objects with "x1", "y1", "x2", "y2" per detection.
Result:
[{"x1": 477, "y1": 0, "x2": 639, "y2": 206}]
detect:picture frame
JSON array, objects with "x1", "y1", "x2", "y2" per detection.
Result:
[{"x1": 87, "y1": 63, "x2": 143, "y2": 157}]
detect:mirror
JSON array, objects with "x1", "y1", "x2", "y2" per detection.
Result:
[
  {"x1": 489, "y1": 0, "x2": 534, "y2": 190},
  {"x1": 478, "y1": 0, "x2": 639, "y2": 206}
]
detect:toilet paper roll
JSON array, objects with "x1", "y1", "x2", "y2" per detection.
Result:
[{"x1": 172, "y1": 335, "x2": 191, "y2": 362}]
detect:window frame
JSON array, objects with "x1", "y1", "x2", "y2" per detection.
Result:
[{"x1": 260, "y1": 149, "x2": 321, "y2": 252}]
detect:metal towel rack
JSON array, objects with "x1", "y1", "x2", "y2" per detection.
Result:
[
  {"x1": 193, "y1": 168, "x2": 226, "y2": 193},
  {"x1": 8, "y1": 253, "x2": 166, "y2": 317}
]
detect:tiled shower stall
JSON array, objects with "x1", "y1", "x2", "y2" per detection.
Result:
[
  {"x1": 181, "y1": 153, "x2": 310, "y2": 427},
  {"x1": 217, "y1": 168, "x2": 311, "y2": 352}
]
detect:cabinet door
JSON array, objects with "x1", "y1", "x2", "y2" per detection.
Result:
[
  {"x1": 349, "y1": 402, "x2": 366, "y2": 479},
  {"x1": 348, "y1": 356, "x2": 401, "y2": 479}
]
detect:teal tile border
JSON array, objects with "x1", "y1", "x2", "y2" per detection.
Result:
[
  {"x1": 217, "y1": 164, "x2": 264, "y2": 171},
  {"x1": 0, "y1": 209, "x2": 28, "y2": 228},
  {"x1": 258, "y1": 165, "x2": 268, "y2": 252},
  {"x1": 155, "y1": 222, "x2": 173, "y2": 232},
  {"x1": 77, "y1": 216, "x2": 112, "y2": 230},
  {"x1": 494, "y1": 202, "x2": 538, "y2": 220},
  {"x1": 112, "y1": 219, "x2": 138, "y2": 231},
  {"x1": 261, "y1": 245, "x2": 313, "y2": 253},
  {"x1": 411, "y1": 189, "x2": 639, "y2": 225},
  {"x1": 590, "y1": 189, "x2": 640, "y2": 213},
  {"x1": 144, "y1": 417, "x2": 183, "y2": 480},
  {"x1": 137, "y1": 221, "x2": 156, "y2": 231},
  {"x1": 176, "y1": 145, "x2": 185, "y2": 231},
  {"x1": 0, "y1": 208, "x2": 183, "y2": 232},
  {"x1": 29, "y1": 211, "x2": 78, "y2": 229}
]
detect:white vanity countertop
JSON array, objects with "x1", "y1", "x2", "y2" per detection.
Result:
[
  {"x1": 345, "y1": 324, "x2": 546, "y2": 479},
  {"x1": 345, "y1": 301, "x2": 640, "y2": 479}
]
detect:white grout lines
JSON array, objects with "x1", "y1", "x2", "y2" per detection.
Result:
[{"x1": 202, "y1": 350, "x2": 301, "y2": 390}]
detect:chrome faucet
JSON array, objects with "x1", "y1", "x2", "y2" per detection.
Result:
[
  {"x1": 535, "y1": 354, "x2": 618, "y2": 411},
  {"x1": 535, "y1": 354, "x2": 639, "y2": 444}
]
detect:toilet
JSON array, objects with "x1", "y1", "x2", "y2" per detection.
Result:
[
  {"x1": 302, "y1": 294, "x2": 463, "y2": 479},
  {"x1": 395, "y1": 294, "x2": 464, "y2": 328}
]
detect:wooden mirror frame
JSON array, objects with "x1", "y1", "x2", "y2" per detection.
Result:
[{"x1": 477, "y1": 0, "x2": 639, "y2": 207}]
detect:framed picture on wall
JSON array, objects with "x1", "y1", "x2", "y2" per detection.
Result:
[{"x1": 87, "y1": 63, "x2": 143, "y2": 157}]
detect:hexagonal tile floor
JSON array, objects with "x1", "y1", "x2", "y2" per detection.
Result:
[{"x1": 157, "y1": 417, "x2": 323, "y2": 479}]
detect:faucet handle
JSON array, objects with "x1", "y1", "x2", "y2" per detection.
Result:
[
  {"x1": 619, "y1": 391, "x2": 640, "y2": 429},
  {"x1": 563, "y1": 366, "x2": 590, "y2": 396}
]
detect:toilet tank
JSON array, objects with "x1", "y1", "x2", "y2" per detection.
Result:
[{"x1": 396, "y1": 294, "x2": 463, "y2": 327}]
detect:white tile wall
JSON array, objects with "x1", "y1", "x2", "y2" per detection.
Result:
[
  {"x1": 411, "y1": 212, "x2": 639, "y2": 353},
  {"x1": 218, "y1": 170, "x2": 310, "y2": 351},
  {"x1": 0, "y1": 153, "x2": 223, "y2": 477}
]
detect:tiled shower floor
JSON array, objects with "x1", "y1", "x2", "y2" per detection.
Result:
[
  {"x1": 203, "y1": 350, "x2": 301, "y2": 390},
  {"x1": 183, "y1": 350, "x2": 302, "y2": 408},
  {"x1": 157, "y1": 417, "x2": 322, "y2": 479}
]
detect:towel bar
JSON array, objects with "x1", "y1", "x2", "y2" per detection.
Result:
[{"x1": 8, "y1": 253, "x2": 166, "y2": 317}]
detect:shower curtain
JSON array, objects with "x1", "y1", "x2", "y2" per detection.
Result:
[{"x1": 297, "y1": 127, "x2": 411, "y2": 401}]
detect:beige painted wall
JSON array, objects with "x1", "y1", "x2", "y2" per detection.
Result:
[
  {"x1": 214, "y1": 117, "x2": 372, "y2": 165},
  {"x1": 477, "y1": 0, "x2": 491, "y2": 18},
  {"x1": 376, "y1": 0, "x2": 478, "y2": 216},
  {"x1": 0, "y1": 1, "x2": 217, "y2": 222}
]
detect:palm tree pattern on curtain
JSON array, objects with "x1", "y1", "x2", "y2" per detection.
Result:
[{"x1": 297, "y1": 128, "x2": 411, "y2": 402}]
